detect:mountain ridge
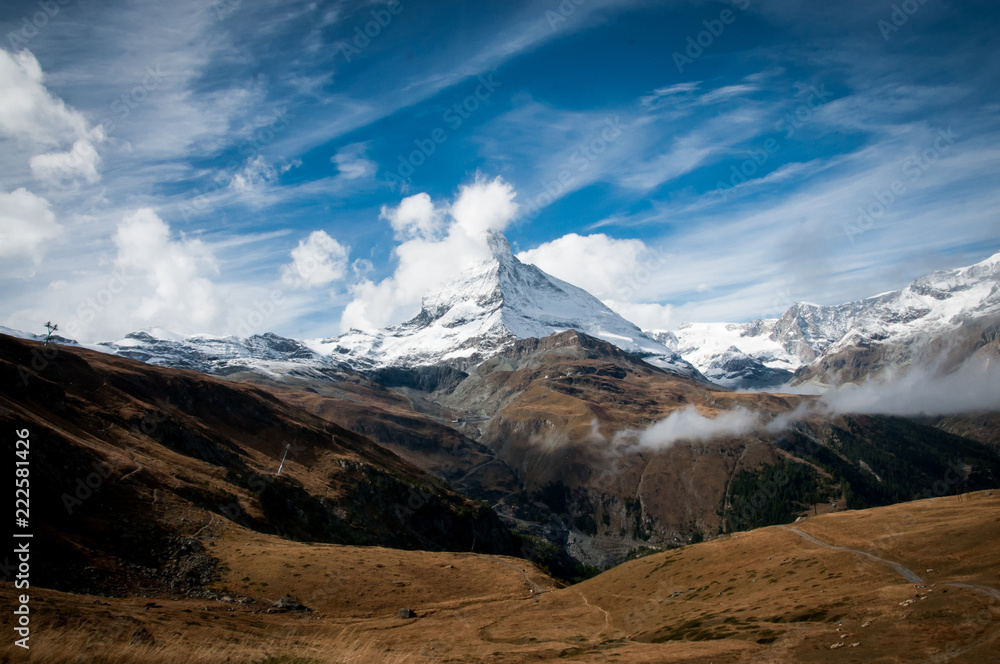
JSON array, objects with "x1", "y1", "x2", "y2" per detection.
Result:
[
  {"x1": 649, "y1": 250, "x2": 1000, "y2": 387},
  {"x1": 14, "y1": 246, "x2": 1000, "y2": 392},
  {"x1": 314, "y1": 231, "x2": 699, "y2": 376},
  {"x1": 93, "y1": 230, "x2": 701, "y2": 382}
]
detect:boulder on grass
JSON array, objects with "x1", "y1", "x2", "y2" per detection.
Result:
[{"x1": 273, "y1": 595, "x2": 310, "y2": 612}]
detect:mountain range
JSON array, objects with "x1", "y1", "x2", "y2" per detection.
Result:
[
  {"x1": 652, "y1": 251, "x2": 1000, "y2": 387},
  {"x1": 17, "y1": 238, "x2": 990, "y2": 568},
  {"x1": 4, "y1": 234, "x2": 1000, "y2": 663},
  {"x1": 83, "y1": 239, "x2": 1000, "y2": 392}
]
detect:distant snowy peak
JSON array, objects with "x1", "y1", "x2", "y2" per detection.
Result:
[
  {"x1": 773, "y1": 251, "x2": 1000, "y2": 361},
  {"x1": 652, "y1": 251, "x2": 1000, "y2": 387},
  {"x1": 314, "y1": 231, "x2": 700, "y2": 377},
  {"x1": 0, "y1": 325, "x2": 80, "y2": 347},
  {"x1": 86, "y1": 232, "x2": 701, "y2": 382},
  {"x1": 646, "y1": 321, "x2": 799, "y2": 388},
  {"x1": 80, "y1": 250, "x2": 999, "y2": 390},
  {"x1": 97, "y1": 329, "x2": 348, "y2": 382}
]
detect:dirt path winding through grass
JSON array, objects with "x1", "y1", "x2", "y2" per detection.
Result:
[
  {"x1": 486, "y1": 557, "x2": 550, "y2": 595},
  {"x1": 577, "y1": 590, "x2": 612, "y2": 631},
  {"x1": 778, "y1": 525, "x2": 924, "y2": 583}
]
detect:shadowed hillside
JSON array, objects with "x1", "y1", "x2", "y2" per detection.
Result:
[{"x1": 0, "y1": 334, "x2": 517, "y2": 597}]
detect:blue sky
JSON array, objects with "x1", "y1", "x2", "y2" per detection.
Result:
[{"x1": 1, "y1": 0, "x2": 998, "y2": 342}]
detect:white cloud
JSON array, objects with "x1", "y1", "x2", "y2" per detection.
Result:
[
  {"x1": 618, "y1": 140, "x2": 715, "y2": 190},
  {"x1": 230, "y1": 155, "x2": 277, "y2": 192},
  {"x1": 0, "y1": 49, "x2": 89, "y2": 147},
  {"x1": 603, "y1": 300, "x2": 675, "y2": 330},
  {"x1": 639, "y1": 81, "x2": 757, "y2": 111},
  {"x1": 819, "y1": 356, "x2": 1000, "y2": 417},
  {"x1": 113, "y1": 209, "x2": 220, "y2": 330},
  {"x1": 759, "y1": 356, "x2": 1000, "y2": 435},
  {"x1": 640, "y1": 82, "x2": 701, "y2": 109},
  {"x1": 332, "y1": 143, "x2": 375, "y2": 180},
  {"x1": 0, "y1": 48, "x2": 104, "y2": 190},
  {"x1": 340, "y1": 176, "x2": 518, "y2": 331},
  {"x1": 0, "y1": 188, "x2": 62, "y2": 264},
  {"x1": 516, "y1": 232, "x2": 649, "y2": 301},
  {"x1": 632, "y1": 406, "x2": 762, "y2": 449},
  {"x1": 618, "y1": 107, "x2": 768, "y2": 191},
  {"x1": 381, "y1": 192, "x2": 444, "y2": 240},
  {"x1": 449, "y1": 176, "x2": 519, "y2": 236},
  {"x1": 516, "y1": 232, "x2": 681, "y2": 328},
  {"x1": 30, "y1": 134, "x2": 104, "y2": 185},
  {"x1": 280, "y1": 230, "x2": 350, "y2": 288},
  {"x1": 627, "y1": 356, "x2": 1000, "y2": 452}
]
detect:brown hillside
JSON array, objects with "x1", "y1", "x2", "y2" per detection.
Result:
[
  {"x1": 0, "y1": 334, "x2": 517, "y2": 596},
  {"x1": 1, "y1": 492, "x2": 996, "y2": 662}
]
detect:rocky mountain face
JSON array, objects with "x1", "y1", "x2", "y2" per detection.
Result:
[
  {"x1": 648, "y1": 323, "x2": 799, "y2": 389},
  {"x1": 93, "y1": 231, "x2": 701, "y2": 387},
  {"x1": 95, "y1": 249, "x2": 998, "y2": 391},
  {"x1": 439, "y1": 331, "x2": 1000, "y2": 567},
  {"x1": 97, "y1": 329, "x2": 343, "y2": 378},
  {"x1": 650, "y1": 251, "x2": 1000, "y2": 387}
]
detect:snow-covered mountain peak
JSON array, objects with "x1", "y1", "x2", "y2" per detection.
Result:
[
  {"x1": 650, "y1": 251, "x2": 1000, "y2": 387},
  {"x1": 485, "y1": 228, "x2": 515, "y2": 261},
  {"x1": 316, "y1": 231, "x2": 700, "y2": 376}
]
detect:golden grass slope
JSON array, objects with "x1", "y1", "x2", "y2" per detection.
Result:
[{"x1": 3, "y1": 491, "x2": 997, "y2": 663}]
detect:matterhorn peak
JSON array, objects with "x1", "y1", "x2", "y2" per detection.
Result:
[
  {"x1": 485, "y1": 229, "x2": 514, "y2": 262},
  {"x1": 318, "y1": 229, "x2": 700, "y2": 376}
]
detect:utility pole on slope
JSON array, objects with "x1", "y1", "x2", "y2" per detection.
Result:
[
  {"x1": 43, "y1": 321, "x2": 58, "y2": 346},
  {"x1": 277, "y1": 443, "x2": 291, "y2": 475}
]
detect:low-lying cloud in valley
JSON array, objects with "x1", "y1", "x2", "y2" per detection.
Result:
[
  {"x1": 817, "y1": 355, "x2": 1000, "y2": 417},
  {"x1": 632, "y1": 356, "x2": 1000, "y2": 448},
  {"x1": 629, "y1": 406, "x2": 762, "y2": 449}
]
